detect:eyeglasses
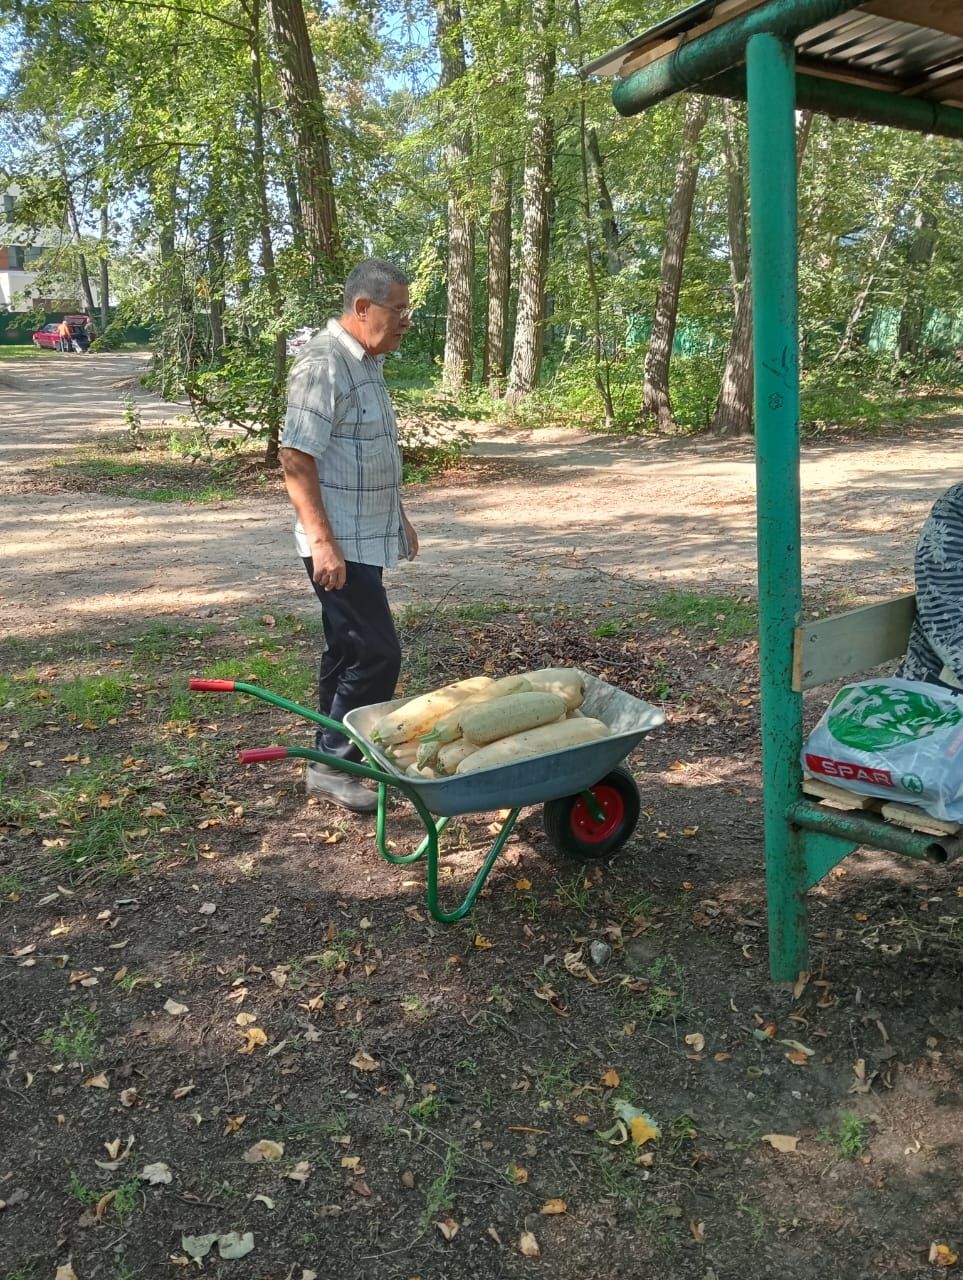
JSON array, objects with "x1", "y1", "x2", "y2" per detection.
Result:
[{"x1": 369, "y1": 300, "x2": 415, "y2": 321}]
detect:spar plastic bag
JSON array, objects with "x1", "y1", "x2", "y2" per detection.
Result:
[{"x1": 802, "y1": 677, "x2": 963, "y2": 821}]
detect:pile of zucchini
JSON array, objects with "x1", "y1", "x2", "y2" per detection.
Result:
[{"x1": 370, "y1": 669, "x2": 609, "y2": 779}]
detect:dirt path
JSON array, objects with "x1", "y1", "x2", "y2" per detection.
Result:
[{"x1": 2, "y1": 352, "x2": 962, "y2": 636}]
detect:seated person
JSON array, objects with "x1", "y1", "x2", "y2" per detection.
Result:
[{"x1": 897, "y1": 481, "x2": 963, "y2": 690}]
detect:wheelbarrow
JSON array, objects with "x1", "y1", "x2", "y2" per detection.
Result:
[{"x1": 188, "y1": 672, "x2": 665, "y2": 922}]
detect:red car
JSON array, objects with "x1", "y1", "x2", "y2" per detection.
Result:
[{"x1": 32, "y1": 316, "x2": 90, "y2": 350}]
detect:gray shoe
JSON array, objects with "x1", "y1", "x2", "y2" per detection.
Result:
[{"x1": 304, "y1": 761, "x2": 378, "y2": 813}]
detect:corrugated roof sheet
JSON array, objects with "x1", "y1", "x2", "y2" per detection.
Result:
[{"x1": 584, "y1": 2, "x2": 963, "y2": 108}]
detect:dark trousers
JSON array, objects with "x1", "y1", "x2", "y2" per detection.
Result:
[{"x1": 302, "y1": 558, "x2": 401, "y2": 761}]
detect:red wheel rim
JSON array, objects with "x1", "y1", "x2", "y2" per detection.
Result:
[{"x1": 570, "y1": 784, "x2": 625, "y2": 844}]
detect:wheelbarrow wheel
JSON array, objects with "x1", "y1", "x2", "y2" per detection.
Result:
[{"x1": 543, "y1": 765, "x2": 641, "y2": 860}]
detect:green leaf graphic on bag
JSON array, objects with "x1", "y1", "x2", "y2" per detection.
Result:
[{"x1": 827, "y1": 683, "x2": 963, "y2": 752}]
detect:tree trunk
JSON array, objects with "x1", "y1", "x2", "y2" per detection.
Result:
[
  {"x1": 896, "y1": 206, "x2": 938, "y2": 362},
  {"x1": 55, "y1": 145, "x2": 98, "y2": 318},
  {"x1": 578, "y1": 72, "x2": 613, "y2": 424},
  {"x1": 506, "y1": 0, "x2": 554, "y2": 405},
  {"x1": 208, "y1": 192, "x2": 227, "y2": 357},
  {"x1": 712, "y1": 107, "x2": 812, "y2": 436},
  {"x1": 266, "y1": 0, "x2": 339, "y2": 276},
  {"x1": 641, "y1": 94, "x2": 708, "y2": 431},
  {"x1": 98, "y1": 203, "x2": 110, "y2": 332},
  {"x1": 723, "y1": 101, "x2": 748, "y2": 288},
  {"x1": 833, "y1": 180, "x2": 921, "y2": 361},
  {"x1": 483, "y1": 161, "x2": 512, "y2": 393},
  {"x1": 437, "y1": 0, "x2": 474, "y2": 391},
  {"x1": 251, "y1": 0, "x2": 288, "y2": 467},
  {"x1": 586, "y1": 127, "x2": 622, "y2": 276}
]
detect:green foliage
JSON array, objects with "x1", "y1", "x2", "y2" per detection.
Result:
[
  {"x1": 42, "y1": 1008, "x2": 100, "y2": 1063},
  {"x1": 817, "y1": 1111, "x2": 868, "y2": 1159}
]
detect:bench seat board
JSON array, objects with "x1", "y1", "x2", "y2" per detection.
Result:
[{"x1": 792, "y1": 594, "x2": 916, "y2": 692}]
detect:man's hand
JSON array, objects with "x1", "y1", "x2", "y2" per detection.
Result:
[
  {"x1": 311, "y1": 538, "x2": 347, "y2": 591},
  {"x1": 402, "y1": 512, "x2": 419, "y2": 561}
]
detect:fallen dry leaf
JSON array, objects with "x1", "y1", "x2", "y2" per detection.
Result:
[
  {"x1": 515, "y1": 878, "x2": 532, "y2": 891},
  {"x1": 600, "y1": 1068, "x2": 620, "y2": 1088},
  {"x1": 237, "y1": 1026, "x2": 268, "y2": 1054},
  {"x1": 94, "y1": 1189, "x2": 117, "y2": 1223},
  {"x1": 508, "y1": 1164, "x2": 528, "y2": 1185},
  {"x1": 218, "y1": 1231, "x2": 254, "y2": 1260},
  {"x1": 630, "y1": 1115, "x2": 660, "y2": 1146},
  {"x1": 223, "y1": 1115, "x2": 246, "y2": 1135},
  {"x1": 929, "y1": 1243, "x2": 959, "y2": 1268},
  {"x1": 349, "y1": 1050, "x2": 379, "y2": 1072},
  {"x1": 243, "y1": 1139, "x2": 284, "y2": 1163},
  {"x1": 83, "y1": 1073, "x2": 109, "y2": 1090},
  {"x1": 139, "y1": 1161, "x2": 173, "y2": 1185},
  {"x1": 285, "y1": 1161, "x2": 313, "y2": 1183},
  {"x1": 762, "y1": 1133, "x2": 800, "y2": 1153},
  {"x1": 684, "y1": 1032, "x2": 705, "y2": 1053},
  {"x1": 473, "y1": 934, "x2": 494, "y2": 949},
  {"x1": 436, "y1": 1218, "x2": 460, "y2": 1241},
  {"x1": 163, "y1": 998, "x2": 189, "y2": 1017},
  {"x1": 172, "y1": 1083, "x2": 195, "y2": 1100},
  {"x1": 540, "y1": 1198, "x2": 567, "y2": 1214},
  {"x1": 54, "y1": 1265, "x2": 78, "y2": 1280},
  {"x1": 181, "y1": 1233, "x2": 218, "y2": 1260},
  {"x1": 518, "y1": 1230, "x2": 540, "y2": 1258}
]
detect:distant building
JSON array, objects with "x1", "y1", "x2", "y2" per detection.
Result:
[{"x1": 0, "y1": 188, "x2": 79, "y2": 311}]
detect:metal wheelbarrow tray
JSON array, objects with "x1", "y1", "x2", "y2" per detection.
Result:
[
  {"x1": 189, "y1": 671, "x2": 664, "y2": 922},
  {"x1": 345, "y1": 672, "x2": 665, "y2": 816}
]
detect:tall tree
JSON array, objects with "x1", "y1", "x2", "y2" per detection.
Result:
[
  {"x1": 436, "y1": 0, "x2": 474, "y2": 390},
  {"x1": 506, "y1": 0, "x2": 555, "y2": 404},
  {"x1": 896, "y1": 204, "x2": 938, "y2": 362},
  {"x1": 266, "y1": 0, "x2": 339, "y2": 273},
  {"x1": 641, "y1": 94, "x2": 708, "y2": 430},
  {"x1": 712, "y1": 107, "x2": 812, "y2": 436},
  {"x1": 483, "y1": 160, "x2": 512, "y2": 392}
]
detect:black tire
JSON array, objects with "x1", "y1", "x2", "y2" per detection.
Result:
[{"x1": 542, "y1": 764, "x2": 641, "y2": 860}]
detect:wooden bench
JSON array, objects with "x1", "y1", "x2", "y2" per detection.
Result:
[{"x1": 792, "y1": 592, "x2": 962, "y2": 842}]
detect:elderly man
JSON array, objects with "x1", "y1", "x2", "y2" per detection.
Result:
[{"x1": 280, "y1": 259, "x2": 418, "y2": 812}]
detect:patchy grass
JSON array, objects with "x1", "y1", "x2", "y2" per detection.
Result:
[
  {"x1": 645, "y1": 590, "x2": 758, "y2": 641},
  {"x1": 51, "y1": 457, "x2": 239, "y2": 503}
]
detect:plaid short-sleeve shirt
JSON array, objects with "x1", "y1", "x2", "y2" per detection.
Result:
[{"x1": 281, "y1": 319, "x2": 406, "y2": 568}]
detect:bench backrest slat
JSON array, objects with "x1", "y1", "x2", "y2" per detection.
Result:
[{"x1": 792, "y1": 594, "x2": 917, "y2": 692}]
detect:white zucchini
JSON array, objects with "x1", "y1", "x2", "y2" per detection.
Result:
[
  {"x1": 521, "y1": 667, "x2": 586, "y2": 711},
  {"x1": 371, "y1": 676, "x2": 494, "y2": 746},
  {"x1": 420, "y1": 674, "x2": 535, "y2": 748},
  {"x1": 455, "y1": 717, "x2": 610, "y2": 774},
  {"x1": 436, "y1": 737, "x2": 480, "y2": 775},
  {"x1": 460, "y1": 691, "x2": 567, "y2": 746}
]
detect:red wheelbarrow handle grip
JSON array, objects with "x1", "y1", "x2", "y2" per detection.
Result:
[
  {"x1": 189, "y1": 678, "x2": 237, "y2": 692},
  {"x1": 238, "y1": 747, "x2": 290, "y2": 764}
]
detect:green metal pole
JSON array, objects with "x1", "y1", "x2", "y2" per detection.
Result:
[
  {"x1": 611, "y1": 0, "x2": 853, "y2": 116},
  {"x1": 746, "y1": 32, "x2": 808, "y2": 982}
]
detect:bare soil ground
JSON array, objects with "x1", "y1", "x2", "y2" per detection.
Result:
[
  {"x1": 4, "y1": 352, "x2": 963, "y2": 636},
  {"x1": 0, "y1": 353, "x2": 960, "y2": 1280}
]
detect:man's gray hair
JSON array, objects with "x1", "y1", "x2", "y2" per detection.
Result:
[{"x1": 344, "y1": 259, "x2": 408, "y2": 312}]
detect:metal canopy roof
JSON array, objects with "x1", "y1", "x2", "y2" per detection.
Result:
[{"x1": 585, "y1": 1, "x2": 963, "y2": 110}]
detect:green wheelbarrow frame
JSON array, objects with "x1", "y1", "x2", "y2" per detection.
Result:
[{"x1": 189, "y1": 677, "x2": 604, "y2": 923}]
